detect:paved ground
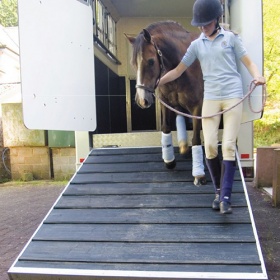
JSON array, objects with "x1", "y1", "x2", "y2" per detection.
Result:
[
  {"x1": 0, "y1": 180, "x2": 279, "y2": 280},
  {"x1": 246, "y1": 182, "x2": 280, "y2": 280},
  {"x1": 0, "y1": 181, "x2": 65, "y2": 280}
]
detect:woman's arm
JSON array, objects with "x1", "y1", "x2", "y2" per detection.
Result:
[
  {"x1": 158, "y1": 62, "x2": 188, "y2": 86},
  {"x1": 240, "y1": 55, "x2": 266, "y2": 85}
]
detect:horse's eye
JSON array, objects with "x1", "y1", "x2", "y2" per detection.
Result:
[{"x1": 148, "y1": 59, "x2": 154, "y2": 66}]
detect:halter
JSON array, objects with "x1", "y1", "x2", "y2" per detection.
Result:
[{"x1": 135, "y1": 39, "x2": 165, "y2": 93}]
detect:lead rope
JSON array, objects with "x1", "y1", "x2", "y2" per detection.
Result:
[{"x1": 153, "y1": 81, "x2": 267, "y2": 119}]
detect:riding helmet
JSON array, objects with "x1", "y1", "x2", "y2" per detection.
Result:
[{"x1": 191, "y1": 0, "x2": 223, "y2": 27}]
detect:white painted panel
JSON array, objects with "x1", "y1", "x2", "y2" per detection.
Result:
[
  {"x1": 18, "y1": 0, "x2": 96, "y2": 131},
  {"x1": 230, "y1": 0, "x2": 264, "y2": 123}
]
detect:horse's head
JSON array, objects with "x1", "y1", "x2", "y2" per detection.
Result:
[{"x1": 125, "y1": 29, "x2": 164, "y2": 109}]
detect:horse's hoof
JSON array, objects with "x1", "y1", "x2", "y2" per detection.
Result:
[
  {"x1": 194, "y1": 176, "x2": 207, "y2": 186},
  {"x1": 165, "y1": 160, "x2": 176, "y2": 169},
  {"x1": 178, "y1": 141, "x2": 189, "y2": 155}
]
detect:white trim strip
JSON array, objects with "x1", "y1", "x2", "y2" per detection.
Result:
[
  {"x1": 9, "y1": 267, "x2": 268, "y2": 280},
  {"x1": 236, "y1": 151, "x2": 268, "y2": 280}
]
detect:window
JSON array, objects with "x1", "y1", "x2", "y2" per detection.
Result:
[
  {"x1": 93, "y1": 0, "x2": 119, "y2": 63},
  {"x1": 107, "y1": 15, "x2": 116, "y2": 55},
  {"x1": 95, "y1": 0, "x2": 105, "y2": 43}
]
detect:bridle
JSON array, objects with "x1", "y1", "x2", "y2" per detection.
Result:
[{"x1": 135, "y1": 39, "x2": 165, "y2": 93}]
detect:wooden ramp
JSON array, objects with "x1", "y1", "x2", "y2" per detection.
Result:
[{"x1": 9, "y1": 147, "x2": 267, "y2": 280}]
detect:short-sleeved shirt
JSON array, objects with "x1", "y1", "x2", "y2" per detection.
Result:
[{"x1": 181, "y1": 28, "x2": 247, "y2": 100}]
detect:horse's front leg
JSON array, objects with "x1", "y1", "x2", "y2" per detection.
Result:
[
  {"x1": 176, "y1": 114, "x2": 189, "y2": 155},
  {"x1": 161, "y1": 105, "x2": 176, "y2": 169},
  {"x1": 191, "y1": 110, "x2": 207, "y2": 186}
]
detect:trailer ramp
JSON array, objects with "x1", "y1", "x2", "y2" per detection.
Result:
[{"x1": 9, "y1": 147, "x2": 267, "y2": 280}]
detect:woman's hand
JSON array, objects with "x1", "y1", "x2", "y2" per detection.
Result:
[{"x1": 253, "y1": 76, "x2": 266, "y2": 86}]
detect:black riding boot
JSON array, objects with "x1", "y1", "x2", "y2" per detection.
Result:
[
  {"x1": 206, "y1": 156, "x2": 221, "y2": 210},
  {"x1": 220, "y1": 160, "x2": 236, "y2": 214}
]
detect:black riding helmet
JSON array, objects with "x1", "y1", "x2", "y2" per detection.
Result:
[{"x1": 191, "y1": 0, "x2": 223, "y2": 27}]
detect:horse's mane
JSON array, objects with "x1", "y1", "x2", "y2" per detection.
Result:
[{"x1": 146, "y1": 20, "x2": 187, "y2": 34}]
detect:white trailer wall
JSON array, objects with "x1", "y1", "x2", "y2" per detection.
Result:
[{"x1": 230, "y1": 0, "x2": 264, "y2": 171}]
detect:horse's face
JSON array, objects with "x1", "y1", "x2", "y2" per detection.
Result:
[{"x1": 125, "y1": 30, "x2": 161, "y2": 109}]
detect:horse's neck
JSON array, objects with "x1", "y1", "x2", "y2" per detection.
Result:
[{"x1": 158, "y1": 38, "x2": 186, "y2": 70}]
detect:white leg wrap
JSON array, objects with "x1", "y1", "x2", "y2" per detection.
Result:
[
  {"x1": 176, "y1": 115, "x2": 187, "y2": 143},
  {"x1": 161, "y1": 132, "x2": 175, "y2": 163},
  {"x1": 192, "y1": 145, "x2": 205, "y2": 177}
]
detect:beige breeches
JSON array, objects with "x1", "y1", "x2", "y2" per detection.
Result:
[{"x1": 202, "y1": 98, "x2": 243, "y2": 161}]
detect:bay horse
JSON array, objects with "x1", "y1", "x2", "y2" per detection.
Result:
[{"x1": 125, "y1": 21, "x2": 206, "y2": 185}]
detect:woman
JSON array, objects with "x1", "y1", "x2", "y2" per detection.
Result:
[{"x1": 158, "y1": 0, "x2": 266, "y2": 214}]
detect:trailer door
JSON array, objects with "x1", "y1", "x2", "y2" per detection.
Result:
[
  {"x1": 18, "y1": 0, "x2": 96, "y2": 131},
  {"x1": 230, "y1": 0, "x2": 264, "y2": 123},
  {"x1": 230, "y1": 0, "x2": 263, "y2": 175}
]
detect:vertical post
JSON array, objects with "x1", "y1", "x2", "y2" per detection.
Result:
[
  {"x1": 126, "y1": 76, "x2": 132, "y2": 132},
  {"x1": 255, "y1": 147, "x2": 275, "y2": 188},
  {"x1": 272, "y1": 149, "x2": 280, "y2": 207},
  {"x1": 75, "y1": 131, "x2": 90, "y2": 170}
]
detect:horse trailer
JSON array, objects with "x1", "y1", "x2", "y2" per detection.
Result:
[
  {"x1": 9, "y1": 0, "x2": 267, "y2": 279},
  {"x1": 16, "y1": 0, "x2": 264, "y2": 177}
]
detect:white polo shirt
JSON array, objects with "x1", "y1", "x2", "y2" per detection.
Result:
[{"x1": 181, "y1": 28, "x2": 248, "y2": 100}]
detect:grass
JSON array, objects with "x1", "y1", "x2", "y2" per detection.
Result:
[
  {"x1": 254, "y1": 94, "x2": 280, "y2": 148},
  {"x1": 0, "y1": 180, "x2": 68, "y2": 187}
]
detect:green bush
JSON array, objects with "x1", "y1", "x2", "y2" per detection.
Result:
[
  {"x1": 254, "y1": 0, "x2": 280, "y2": 148},
  {"x1": 0, "y1": 0, "x2": 18, "y2": 27}
]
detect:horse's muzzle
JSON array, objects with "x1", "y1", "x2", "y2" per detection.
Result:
[
  {"x1": 135, "y1": 84, "x2": 155, "y2": 108},
  {"x1": 135, "y1": 95, "x2": 152, "y2": 109}
]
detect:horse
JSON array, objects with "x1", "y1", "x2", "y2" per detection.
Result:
[{"x1": 125, "y1": 21, "x2": 206, "y2": 186}]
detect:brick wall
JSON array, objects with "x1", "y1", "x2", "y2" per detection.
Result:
[
  {"x1": 1, "y1": 103, "x2": 77, "y2": 182},
  {"x1": 52, "y1": 148, "x2": 76, "y2": 180},
  {"x1": 8, "y1": 147, "x2": 76, "y2": 181},
  {"x1": 9, "y1": 147, "x2": 51, "y2": 180}
]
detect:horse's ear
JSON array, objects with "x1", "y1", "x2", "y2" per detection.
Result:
[
  {"x1": 143, "y1": 29, "x2": 152, "y2": 43},
  {"x1": 124, "y1": 33, "x2": 135, "y2": 45}
]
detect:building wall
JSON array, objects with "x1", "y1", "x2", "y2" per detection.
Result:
[
  {"x1": 1, "y1": 103, "x2": 76, "y2": 181},
  {"x1": 2, "y1": 103, "x2": 46, "y2": 147},
  {"x1": 0, "y1": 47, "x2": 20, "y2": 84},
  {"x1": 9, "y1": 146, "x2": 51, "y2": 180},
  {"x1": 0, "y1": 147, "x2": 11, "y2": 182},
  {"x1": 52, "y1": 148, "x2": 76, "y2": 181},
  {"x1": 7, "y1": 146, "x2": 76, "y2": 181}
]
